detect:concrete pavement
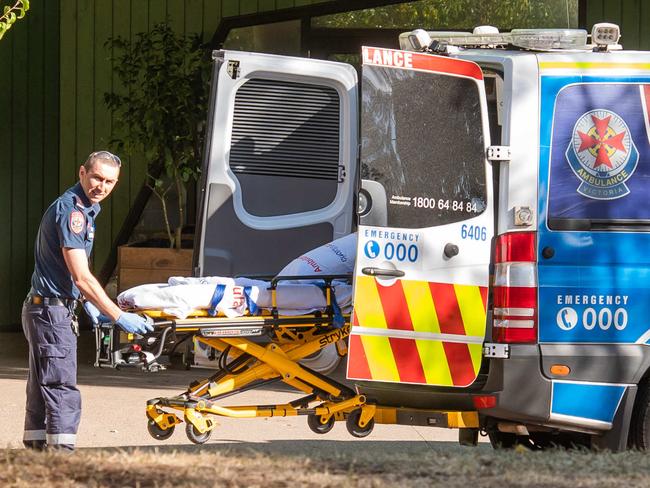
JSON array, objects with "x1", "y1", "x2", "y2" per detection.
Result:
[{"x1": 0, "y1": 331, "x2": 482, "y2": 452}]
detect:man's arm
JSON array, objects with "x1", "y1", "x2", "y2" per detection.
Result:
[{"x1": 62, "y1": 247, "x2": 123, "y2": 321}]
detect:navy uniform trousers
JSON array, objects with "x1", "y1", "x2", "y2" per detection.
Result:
[{"x1": 22, "y1": 301, "x2": 80, "y2": 450}]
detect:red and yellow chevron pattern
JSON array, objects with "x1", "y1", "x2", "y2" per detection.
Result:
[{"x1": 347, "y1": 276, "x2": 488, "y2": 387}]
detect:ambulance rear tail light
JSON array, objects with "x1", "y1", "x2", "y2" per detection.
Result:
[
  {"x1": 473, "y1": 395, "x2": 497, "y2": 409},
  {"x1": 493, "y1": 232, "x2": 537, "y2": 344}
]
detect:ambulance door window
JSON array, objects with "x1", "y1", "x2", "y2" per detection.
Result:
[
  {"x1": 360, "y1": 64, "x2": 487, "y2": 230},
  {"x1": 230, "y1": 78, "x2": 341, "y2": 217}
]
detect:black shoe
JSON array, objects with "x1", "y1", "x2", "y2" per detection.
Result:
[
  {"x1": 23, "y1": 440, "x2": 47, "y2": 451},
  {"x1": 47, "y1": 444, "x2": 75, "y2": 453}
]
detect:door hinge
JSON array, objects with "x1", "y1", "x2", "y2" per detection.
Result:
[
  {"x1": 227, "y1": 60, "x2": 240, "y2": 79},
  {"x1": 483, "y1": 343, "x2": 510, "y2": 359},
  {"x1": 487, "y1": 146, "x2": 511, "y2": 161}
]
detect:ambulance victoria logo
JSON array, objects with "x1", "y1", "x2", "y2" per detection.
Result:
[
  {"x1": 70, "y1": 211, "x2": 85, "y2": 234},
  {"x1": 566, "y1": 109, "x2": 638, "y2": 200}
]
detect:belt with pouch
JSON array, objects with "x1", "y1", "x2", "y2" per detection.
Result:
[{"x1": 27, "y1": 295, "x2": 78, "y2": 308}]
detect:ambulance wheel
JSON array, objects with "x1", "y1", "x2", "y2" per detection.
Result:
[
  {"x1": 299, "y1": 345, "x2": 342, "y2": 375},
  {"x1": 629, "y1": 380, "x2": 650, "y2": 450},
  {"x1": 346, "y1": 409, "x2": 374, "y2": 438},
  {"x1": 307, "y1": 414, "x2": 335, "y2": 434},
  {"x1": 185, "y1": 422, "x2": 212, "y2": 445},
  {"x1": 147, "y1": 420, "x2": 175, "y2": 441}
]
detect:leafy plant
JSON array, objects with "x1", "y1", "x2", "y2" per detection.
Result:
[
  {"x1": 104, "y1": 22, "x2": 211, "y2": 248},
  {"x1": 313, "y1": 0, "x2": 579, "y2": 30},
  {"x1": 0, "y1": 0, "x2": 29, "y2": 41}
]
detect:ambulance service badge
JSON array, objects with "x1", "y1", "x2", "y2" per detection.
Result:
[
  {"x1": 566, "y1": 109, "x2": 638, "y2": 200},
  {"x1": 70, "y1": 210, "x2": 85, "y2": 234}
]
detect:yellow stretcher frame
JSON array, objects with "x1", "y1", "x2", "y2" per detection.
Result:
[
  {"x1": 140, "y1": 275, "x2": 478, "y2": 444},
  {"x1": 144, "y1": 313, "x2": 478, "y2": 444}
]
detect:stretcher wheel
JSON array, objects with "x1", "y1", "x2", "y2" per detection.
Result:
[
  {"x1": 307, "y1": 414, "x2": 335, "y2": 434},
  {"x1": 147, "y1": 420, "x2": 175, "y2": 440},
  {"x1": 185, "y1": 422, "x2": 212, "y2": 445},
  {"x1": 345, "y1": 409, "x2": 374, "y2": 438}
]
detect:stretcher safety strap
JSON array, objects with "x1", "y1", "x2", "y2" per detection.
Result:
[
  {"x1": 316, "y1": 281, "x2": 344, "y2": 328},
  {"x1": 243, "y1": 286, "x2": 259, "y2": 316},
  {"x1": 208, "y1": 284, "x2": 226, "y2": 316}
]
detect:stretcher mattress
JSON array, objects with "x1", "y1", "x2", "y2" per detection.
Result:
[{"x1": 117, "y1": 276, "x2": 352, "y2": 319}]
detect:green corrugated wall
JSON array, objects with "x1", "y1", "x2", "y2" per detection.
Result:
[
  {"x1": 585, "y1": 0, "x2": 650, "y2": 49},
  {"x1": 0, "y1": 0, "x2": 646, "y2": 328},
  {"x1": 0, "y1": 1, "x2": 60, "y2": 327}
]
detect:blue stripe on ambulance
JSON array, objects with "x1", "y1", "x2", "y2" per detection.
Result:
[{"x1": 550, "y1": 381, "x2": 626, "y2": 424}]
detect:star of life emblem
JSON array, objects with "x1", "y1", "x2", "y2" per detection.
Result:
[{"x1": 566, "y1": 109, "x2": 638, "y2": 200}]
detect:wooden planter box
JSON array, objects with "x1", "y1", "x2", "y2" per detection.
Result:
[{"x1": 118, "y1": 245, "x2": 193, "y2": 292}]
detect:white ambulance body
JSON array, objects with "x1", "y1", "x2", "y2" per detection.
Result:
[{"x1": 197, "y1": 24, "x2": 650, "y2": 450}]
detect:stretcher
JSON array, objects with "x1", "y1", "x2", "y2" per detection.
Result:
[
  {"x1": 95, "y1": 274, "x2": 480, "y2": 444},
  {"x1": 95, "y1": 275, "x2": 373, "y2": 443}
]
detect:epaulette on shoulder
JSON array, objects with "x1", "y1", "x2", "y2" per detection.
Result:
[{"x1": 73, "y1": 195, "x2": 85, "y2": 209}]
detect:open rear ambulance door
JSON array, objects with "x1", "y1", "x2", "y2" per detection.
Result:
[
  {"x1": 195, "y1": 51, "x2": 358, "y2": 277},
  {"x1": 348, "y1": 47, "x2": 494, "y2": 390}
]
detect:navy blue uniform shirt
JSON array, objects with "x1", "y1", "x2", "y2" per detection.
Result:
[{"x1": 30, "y1": 183, "x2": 100, "y2": 299}]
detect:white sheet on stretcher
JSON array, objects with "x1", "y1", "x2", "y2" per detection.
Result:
[{"x1": 117, "y1": 276, "x2": 352, "y2": 320}]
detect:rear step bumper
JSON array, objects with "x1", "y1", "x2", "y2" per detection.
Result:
[{"x1": 481, "y1": 344, "x2": 552, "y2": 424}]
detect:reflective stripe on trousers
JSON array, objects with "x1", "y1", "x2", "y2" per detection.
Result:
[
  {"x1": 22, "y1": 302, "x2": 80, "y2": 449},
  {"x1": 23, "y1": 429, "x2": 46, "y2": 441},
  {"x1": 46, "y1": 433, "x2": 77, "y2": 445}
]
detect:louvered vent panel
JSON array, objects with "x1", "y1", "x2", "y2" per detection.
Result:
[{"x1": 230, "y1": 79, "x2": 340, "y2": 181}]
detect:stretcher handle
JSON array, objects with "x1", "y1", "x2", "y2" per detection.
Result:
[{"x1": 270, "y1": 273, "x2": 353, "y2": 289}]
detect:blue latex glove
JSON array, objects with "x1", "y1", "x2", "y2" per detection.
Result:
[
  {"x1": 115, "y1": 312, "x2": 154, "y2": 335},
  {"x1": 83, "y1": 301, "x2": 111, "y2": 327}
]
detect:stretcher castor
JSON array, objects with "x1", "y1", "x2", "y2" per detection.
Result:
[
  {"x1": 147, "y1": 420, "x2": 175, "y2": 440},
  {"x1": 185, "y1": 422, "x2": 213, "y2": 444},
  {"x1": 346, "y1": 409, "x2": 375, "y2": 438},
  {"x1": 307, "y1": 414, "x2": 335, "y2": 434}
]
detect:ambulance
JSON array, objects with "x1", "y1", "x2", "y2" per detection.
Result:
[{"x1": 196, "y1": 23, "x2": 650, "y2": 450}]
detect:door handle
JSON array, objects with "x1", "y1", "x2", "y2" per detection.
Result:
[{"x1": 361, "y1": 267, "x2": 405, "y2": 278}]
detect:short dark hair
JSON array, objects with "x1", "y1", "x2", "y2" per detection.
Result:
[{"x1": 84, "y1": 151, "x2": 122, "y2": 171}]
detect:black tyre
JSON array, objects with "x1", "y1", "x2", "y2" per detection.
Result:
[
  {"x1": 307, "y1": 414, "x2": 335, "y2": 434},
  {"x1": 147, "y1": 420, "x2": 175, "y2": 441},
  {"x1": 629, "y1": 381, "x2": 650, "y2": 450},
  {"x1": 345, "y1": 409, "x2": 374, "y2": 438},
  {"x1": 185, "y1": 422, "x2": 212, "y2": 445}
]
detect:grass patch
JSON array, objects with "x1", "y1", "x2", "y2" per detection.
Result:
[{"x1": 1, "y1": 444, "x2": 648, "y2": 487}]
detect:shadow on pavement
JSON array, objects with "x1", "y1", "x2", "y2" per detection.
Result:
[
  {"x1": 0, "y1": 331, "x2": 351, "y2": 392},
  {"x1": 81, "y1": 439, "x2": 478, "y2": 456}
]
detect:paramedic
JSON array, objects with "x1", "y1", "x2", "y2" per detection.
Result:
[{"x1": 22, "y1": 151, "x2": 152, "y2": 451}]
